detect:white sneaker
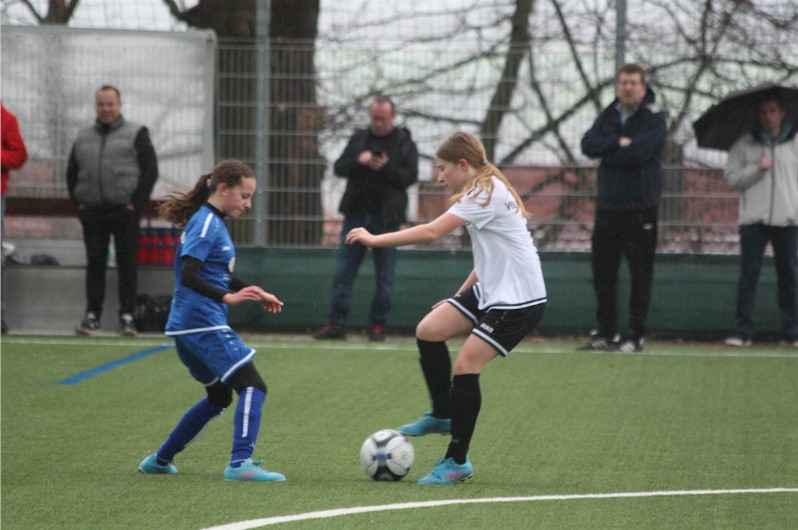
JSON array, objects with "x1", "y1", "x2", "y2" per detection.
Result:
[{"x1": 724, "y1": 335, "x2": 752, "y2": 347}]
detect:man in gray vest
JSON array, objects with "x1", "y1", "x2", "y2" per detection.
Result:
[{"x1": 67, "y1": 85, "x2": 158, "y2": 336}]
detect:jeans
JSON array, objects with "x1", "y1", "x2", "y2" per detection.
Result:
[
  {"x1": 78, "y1": 206, "x2": 140, "y2": 318},
  {"x1": 591, "y1": 207, "x2": 658, "y2": 339},
  {"x1": 327, "y1": 212, "x2": 398, "y2": 330},
  {"x1": 734, "y1": 224, "x2": 798, "y2": 340}
]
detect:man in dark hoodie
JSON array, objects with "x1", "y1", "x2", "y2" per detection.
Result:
[
  {"x1": 314, "y1": 95, "x2": 419, "y2": 341},
  {"x1": 578, "y1": 63, "x2": 667, "y2": 353}
]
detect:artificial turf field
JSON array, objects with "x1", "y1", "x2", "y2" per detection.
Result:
[{"x1": 2, "y1": 334, "x2": 797, "y2": 529}]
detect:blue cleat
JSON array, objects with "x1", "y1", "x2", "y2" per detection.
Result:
[
  {"x1": 397, "y1": 412, "x2": 451, "y2": 436},
  {"x1": 417, "y1": 457, "x2": 473, "y2": 485},
  {"x1": 224, "y1": 458, "x2": 286, "y2": 482},
  {"x1": 138, "y1": 454, "x2": 177, "y2": 475}
]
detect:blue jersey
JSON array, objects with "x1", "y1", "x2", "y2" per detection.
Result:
[{"x1": 166, "y1": 205, "x2": 235, "y2": 334}]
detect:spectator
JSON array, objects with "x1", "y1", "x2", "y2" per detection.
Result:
[
  {"x1": 579, "y1": 63, "x2": 667, "y2": 353},
  {"x1": 723, "y1": 93, "x2": 798, "y2": 348},
  {"x1": 314, "y1": 95, "x2": 419, "y2": 341},
  {"x1": 67, "y1": 85, "x2": 158, "y2": 336},
  {"x1": 1, "y1": 103, "x2": 29, "y2": 334}
]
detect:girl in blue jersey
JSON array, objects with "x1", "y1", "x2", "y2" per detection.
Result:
[
  {"x1": 346, "y1": 132, "x2": 547, "y2": 485},
  {"x1": 138, "y1": 159, "x2": 285, "y2": 482}
]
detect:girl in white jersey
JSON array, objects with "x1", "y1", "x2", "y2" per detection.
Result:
[
  {"x1": 138, "y1": 160, "x2": 286, "y2": 482},
  {"x1": 346, "y1": 132, "x2": 547, "y2": 485}
]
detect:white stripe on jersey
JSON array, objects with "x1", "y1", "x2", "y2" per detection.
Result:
[
  {"x1": 165, "y1": 325, "x2": 231, "y2": 336},
  {"x1": 200, "y1": 212, "x2": 214, "y2": 238}
]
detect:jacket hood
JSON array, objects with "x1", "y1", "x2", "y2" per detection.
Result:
[{"x1": 752, "y1": 118, "x2": 798, "y2": 145}]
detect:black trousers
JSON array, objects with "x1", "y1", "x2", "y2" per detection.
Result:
[
  {"x1": 78, "y1": 206, "x2": 140, "y2": 318},
  {"x1": 590, "y1": 207, "x2": 658, "y2": 339}
]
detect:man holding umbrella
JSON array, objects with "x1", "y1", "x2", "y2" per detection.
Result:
[{"x1": 716, "y1": 87, "x2": 798, "y2": 347}]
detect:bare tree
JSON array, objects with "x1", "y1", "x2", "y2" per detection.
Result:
[
  {"x1": 17, "y1": 0, "x2": 80, "y2": 24},
  {"x1": 163, "y1": 0, "x2": 324, "y2": 246}
]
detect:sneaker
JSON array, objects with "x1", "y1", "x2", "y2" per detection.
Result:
[
  {"x1": 613, "y1": 336, "x2": 644, "y2": 353},
  {"x1": 119, "y1": 313, "x2": 137, "y2": 337},
  {"x1": 313, "y1": 323, "x2": 346, "y2": 340},
  {"x1": 76, "y1": 312, "x2": 101, "y2": 336},
  {"x1": 724, "y1": 335, "x2": 752, "y2": 347},
  {"x1": 397, "y1": 412, "x2": 451, "y2": 436},
  {"x1": 417, "y1": 457, "x2": 473, "y2": 485},
  {"x1": 224, "y1": 458, "x2": 285, "y2": 482},
  {"x1": 368, "y1": 324, "x2": 386, "y2": 342},
  {"x1": 576, "y1": 332, "x2": 616, "y2": 351},
  {"x1": 138, "y1": 454, "x2": 177, "y2": 475}
]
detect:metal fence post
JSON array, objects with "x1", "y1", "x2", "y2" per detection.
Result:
[{"x1": 254, "y1": 0, "x2": 271, "y2": 246}]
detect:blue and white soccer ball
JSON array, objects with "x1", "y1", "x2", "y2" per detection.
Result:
[{"x1": 359, "y1": 429, "x2": 415, "y2": 481}]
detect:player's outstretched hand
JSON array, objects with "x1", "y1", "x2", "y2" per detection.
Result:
[
  {"x1": 346, "y1": 227, "x2": 376, "y2": 247},
  {"x1": 225, "y1": 286, "x2": 284, "y2": 313}
]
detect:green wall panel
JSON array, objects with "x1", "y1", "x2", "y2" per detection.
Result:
[{"x1": 229, "y1": 248, "x2": 781, "y2": 339}]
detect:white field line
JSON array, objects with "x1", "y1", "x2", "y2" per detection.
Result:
[
  {"x1": 201, "y1": 488, "x2": 798, "y2": 529},
  {"x1": 3, "y1": 336, "x2": 798, "y2": 359}
]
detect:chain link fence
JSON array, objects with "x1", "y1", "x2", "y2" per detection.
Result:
[{"x1": 0, "y1": 29, "x2": 763, "y2": 254}]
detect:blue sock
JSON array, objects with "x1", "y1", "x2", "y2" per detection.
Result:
[
  {"x1": 229, "y1": 387, "x2": 266, "y2": 467},
  {"x1": 155, "y1": 397, "x2": 226, "y2": 465}
]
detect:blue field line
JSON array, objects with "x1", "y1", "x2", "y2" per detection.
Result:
[{"x1": 57, "y1": 345, "x2": 173, "y2": 385}]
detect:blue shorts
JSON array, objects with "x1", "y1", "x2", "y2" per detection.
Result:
[
  {"x1": 171, "y1": 327, "x2": 256, "y2": 386},
  {"x1": 448, "y1": 286, "x2": 545, "y2": 356}
]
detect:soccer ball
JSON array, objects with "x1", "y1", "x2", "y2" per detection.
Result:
[{"x1": 359, "y1": 429, "x2": 415, "y2": 481}]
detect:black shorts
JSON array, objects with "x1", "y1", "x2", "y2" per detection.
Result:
[{"x1": 448, "y1": 286, "x2": 546, "y2": 356}]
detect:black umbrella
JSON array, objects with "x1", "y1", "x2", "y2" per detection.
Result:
[{"x1": 692, "y1": 82, "x2": 798, "y2": 151}]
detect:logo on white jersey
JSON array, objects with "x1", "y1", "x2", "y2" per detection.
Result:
[{"x1": 505, "y1": 200, "x2": 518, "y2": 211}]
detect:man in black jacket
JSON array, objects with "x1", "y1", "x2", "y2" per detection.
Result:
[
  {"x1": 579, "y1": 64, "x2": 667, "y2": 352},
  {"x1": 67, "y1": 85, "x2": 158, "y2": 336},
  {"x1": 315, "y1": 95, "x2": 419, "y2": 341}
]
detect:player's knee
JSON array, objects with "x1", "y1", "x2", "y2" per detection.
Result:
[
  {"x1": 229, "y1": 362, "x2": 267, "y2": 395},
  {"x1": 206, "y1": 384, "x2": 233, "y2": 408},
  {"x1": 416, "y1": 318, "x2": 442, "y2": 341}
]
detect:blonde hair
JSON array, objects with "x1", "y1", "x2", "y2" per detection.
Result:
[
  {"x1": 158, "y1": 159, "x2": 255, "y2": 226},
  {"x1": 435, "y1": 132, "x2": 530, "y2": 219}
]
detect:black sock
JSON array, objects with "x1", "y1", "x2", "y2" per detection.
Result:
[
  {"x1": 417, "y1": 338, "x2": 452, "y2": 419},
  {"x1": 446, "y1": 374, "x2": 481, "y2": 465}
]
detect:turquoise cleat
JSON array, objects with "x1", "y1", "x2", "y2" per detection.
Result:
[
  {"x1": 138, "y1": 454, "x2": 178, "y2": 475},
  {"x1": 397, "y1": 412, "x2": 451, "y2": 436},
  {"x1": 224, "y1": 458, "x2": 286, "y2": 482},
  {"x1": 417, "y1": 457, "x2": 473, "y2": 485}
]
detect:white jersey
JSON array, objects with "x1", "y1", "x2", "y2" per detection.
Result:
[{"x1": 448, "y1": 176, "x2": 547, "y2": 310}]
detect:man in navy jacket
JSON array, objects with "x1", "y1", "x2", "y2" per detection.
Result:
[{"x1": 579, "y1": 63, "x2": 667, "y2": 353}]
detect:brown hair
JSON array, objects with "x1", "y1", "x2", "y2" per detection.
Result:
[
  {"x1": 435, "y1": 132, "x2": 530, "y2": 219},
  {"x1": 158, "y1": 159, "x2": 255, "y2": 226},
  {"x1": 97, "y1": 85, "x2": 121, "y2": 99},
  {"x1": 617, "y1": 63, "x2": 646, "y2": 84}
]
